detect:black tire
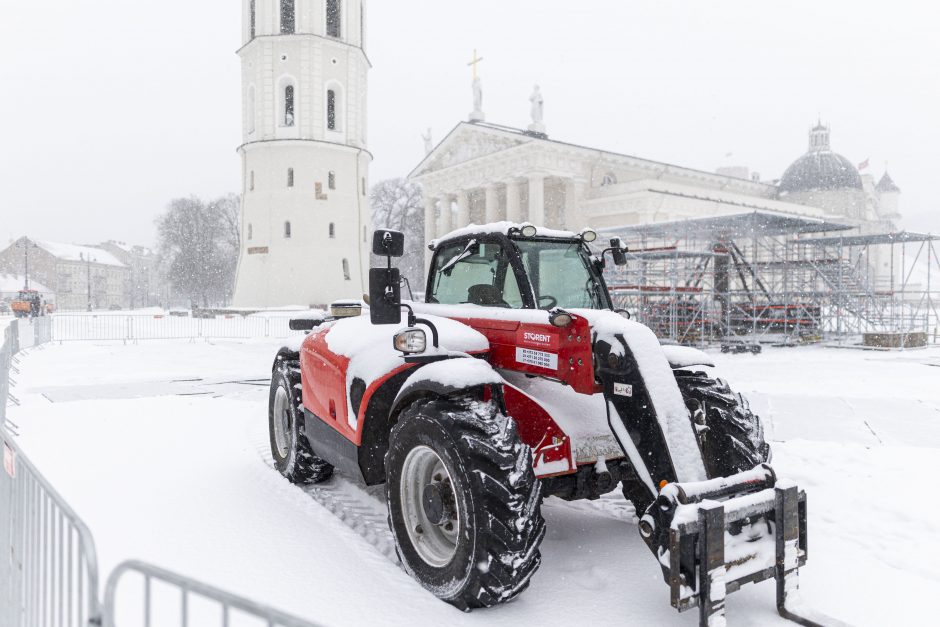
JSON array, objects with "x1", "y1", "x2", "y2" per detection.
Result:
[
  {"x1": 386, "y1": 397, "x2": 545, "y2": 610},
  {"x1": 268, "y1": 353, "x2": 333, "y2": 484},
  {"x1": 673, "y1": 370, "x2": 771, "y2": 478}
]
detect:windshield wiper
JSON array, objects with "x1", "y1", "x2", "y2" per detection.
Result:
[{"x1": 439, "y1": 239, "x2": 477, "y2": 276}]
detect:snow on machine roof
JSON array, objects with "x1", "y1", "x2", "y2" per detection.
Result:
[{"x1": 429, "y1": 222, "x2": 590, "y2": 250}]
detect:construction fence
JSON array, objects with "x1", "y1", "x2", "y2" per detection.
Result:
[{"x1": 0, "y1": 318, "x2": 320, "y2": 627}]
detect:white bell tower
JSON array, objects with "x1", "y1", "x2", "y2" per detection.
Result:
[{"x1": 233, "y1": 0, "x2": 371, "y2": 308}]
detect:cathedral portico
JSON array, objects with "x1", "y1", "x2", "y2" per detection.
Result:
[{"x1": 422, "y1": 172, "x2": 585, "y2": 241}]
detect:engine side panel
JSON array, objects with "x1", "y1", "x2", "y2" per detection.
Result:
[{"x1": 502, "y1": 371, "x2": 624, "y2": 478}]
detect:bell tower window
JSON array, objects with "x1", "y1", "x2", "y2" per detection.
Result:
[
  {"x1": 329, "y1": 223, "x2": 336, "y2": 239},
  {"x1": 342, "y1": 258, "x2": 351, "y2": 281},
  {"x1": 281, "y1": 0, "x2": 296, "y2": 34},
  {"x1": 287, "y1": 168, "x2": 294, "y2": 188},
  {"x1": 250, "y1": 1, "x2": 257, "y2": 39},
  {"x1": 328, "y1": 171, "x2": 336, "y2": 190},
  {"x1": 327, "y1": 89, "x2": 337, "y2": 130},
  {"x1": 284, "y1": 221, "x2": 292, "y2": 238},
  {"x1": 327, "y1": 0, "x2": 342, "y2": 38},
  {"x1": 284, "y1": 84, "x2": 295, "y2": 127}
]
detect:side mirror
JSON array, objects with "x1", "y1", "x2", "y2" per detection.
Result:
[
  {"x1": 372, "y1": 230, "x2": 405, "y2": 257},
  {"x1": 369, "y1": 268, "x2": 402, "y2": 325},
  {"x1": 610, "y1": 238, "x2": 628, "y2": 266}
]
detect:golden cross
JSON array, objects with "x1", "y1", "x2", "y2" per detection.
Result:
[{"x1": 467, "y1": 49, "x2": 484, "y2": 80}]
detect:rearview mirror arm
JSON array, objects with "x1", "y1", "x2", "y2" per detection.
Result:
[{"x1": 400, "y1": 302, "x2": 439, "y2": 348}]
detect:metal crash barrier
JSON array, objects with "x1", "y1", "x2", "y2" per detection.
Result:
[
  {"x1": 103, "y1": 561, "x2": 322, "y2": 627},
  {"x1": 1, "y1": 318, "x2": 320, "y2": 627},
  {"x1": 0, "y1": 425, "x2": 102, "y2": 626}
]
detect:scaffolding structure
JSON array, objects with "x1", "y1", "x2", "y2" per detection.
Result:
[{"x1": 601, "y1": 212, "x2": 940, "y2": 347}]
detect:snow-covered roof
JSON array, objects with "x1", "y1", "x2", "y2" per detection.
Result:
[
  {"x1": 798, "y1": 231, "x2": 938, "y2": 247},
  {"x1": 429, "y1": 222, "x2": 581, "y2": 249},
  {"x1": 598, "y1": 210, "x2": 853, "y2": 240},
  {"x1": 35, "y1": 241, "x2": 125, "y2": 267},
  {"x1": 104, "y1": 241, "x2": 155, "y2": 256},
  {"x1": 0, "y1": 273, "x2": 52, "y2": 294}
]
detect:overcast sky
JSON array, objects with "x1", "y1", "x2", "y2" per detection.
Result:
[{"x1": 1, "y1": 0, "x2": 937, "y2": 247}]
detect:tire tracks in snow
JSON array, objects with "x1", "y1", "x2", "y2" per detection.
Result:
[
  {"x1": 248, "y1": 423, "x2": 646, "y2": 569},
  {"x1": 248, "y1": 428, "x2": 402, "y2": 567}
]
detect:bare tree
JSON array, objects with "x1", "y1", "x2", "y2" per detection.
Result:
[
  {"x1": 212, "y1": 193, "x2": 241, "y2": 255},
  {"x1": 156, "y1": 195, "x2": 239, "y2": 308},
  {"x1": 370, "y1": 178, "x2": 425, "y2": 292}
]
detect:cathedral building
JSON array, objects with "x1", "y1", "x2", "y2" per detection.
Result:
[
  {"x1": 232, "y1": 0, "x2": 372, "y2": 308},
  {"x1": 412, "y1": 114, "x2": 901, "y2": 249}
]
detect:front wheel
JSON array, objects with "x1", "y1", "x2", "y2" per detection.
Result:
[
  {"x1": 386, "y1": 397, "x2": 545, "y2": 610},
  {"x1": 674, "y1": 370, "x2": 771, "y2": 477},
  {"x1": 268, "y1": 354, "x2": 333, "y2": 484}
]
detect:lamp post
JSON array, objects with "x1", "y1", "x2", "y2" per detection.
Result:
[
  {"x1": 80, "y1": 252, "x2": 96, "y2": 311},
  {"x1": 16, "y1": 239, "x2": 39, "y2": 290}
]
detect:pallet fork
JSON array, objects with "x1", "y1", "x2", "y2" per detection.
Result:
[{"x1": 647, "y1": 468, "x2": 849, "y2": 626}]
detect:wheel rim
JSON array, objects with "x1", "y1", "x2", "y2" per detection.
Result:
[
  {"x1": 400, "y1": 445, "x2": 460, "y2": 568},
  {"x1": 272, "y1": 385, "x2": 292, "y2": 459}
]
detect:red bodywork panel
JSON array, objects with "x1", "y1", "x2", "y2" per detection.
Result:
[
  {"x1": 301, "y1": 326, "x2": 422, "y2": 447},
  {"x1": 300, "y1": 329, "x2": 355, "y2": 441},
  {"x1": 448, "y1": 315, "x2": 596, "y2": 395},
  {"x1": 299, "y1": 313, "x2": 598, "y2": 477},
  {"x1": 502, "y1": 385, "x2": 573, "y2": 477}
]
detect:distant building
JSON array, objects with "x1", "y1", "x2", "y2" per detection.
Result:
[
  {"x1": 98, "y1": 241, "x2": 163, "y2": 309},
  {"x1": 0, "y1": 238, "x2": 128, "y2": 311}
]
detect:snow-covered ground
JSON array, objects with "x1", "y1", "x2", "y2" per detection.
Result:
[{"x1": 7, "y1": 339, "x2": 939, "y2": 626}]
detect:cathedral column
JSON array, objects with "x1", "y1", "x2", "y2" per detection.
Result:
[
  {"x1": 456, "y1": 190, "x2": 471, "y2": 228},
  {"x1": 424, "y1": 195, "x2": 438, "y2": 248},
  {"x1": 484, "y1": 184, "x2": 499, "y2": 223},
  {"x1": 528, "y1": 174, "x2": 546, "y2": 226},
  {"x1": 563, "y1": 179, "x2": 584, "y2": 230},
  {"x1": 424, "y1": 195, "x2": 438, "y2": 271},
  {"x1": 438, "y1": 194, "x2": 453, "y2": 236},
  {"x1": 506, "y1": 179, "x2": 522, "y2": 223}
]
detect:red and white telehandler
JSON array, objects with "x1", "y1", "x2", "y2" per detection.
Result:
[{"x1": 269, "y1": 224, "x2": 839, "y2": 625}]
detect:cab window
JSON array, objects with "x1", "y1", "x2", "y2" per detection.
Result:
[
  {"x1": 516, "y1": 240, "x2": 603, "y2": 309},
  {"x1": 429, "y1": 240, "x2": 522, "y2": 307}
]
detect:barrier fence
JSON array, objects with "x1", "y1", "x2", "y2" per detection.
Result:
[
  {"x1": 0, "y1": 425, "x2": 102, "y2": 627},
  {"x1": 103, "y1": 561, "x2": 322, "y2": 627},
  {"x1": 1, "y1": 318, "x2": 320, "y2": 627},
  {"x1": 50, "y1": 314, "x2": 304, "y2": 342}
]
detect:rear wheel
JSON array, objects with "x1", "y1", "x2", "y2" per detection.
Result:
[
  {"x1": 673, "y1": 370, "x2": 771, "y2": 477},
  {"x1": 386, "y1": 397, "x2": 545, "y2": 610},
  {"x1": 268, "y1": 353, "x2": 333, "y2": 484}
]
